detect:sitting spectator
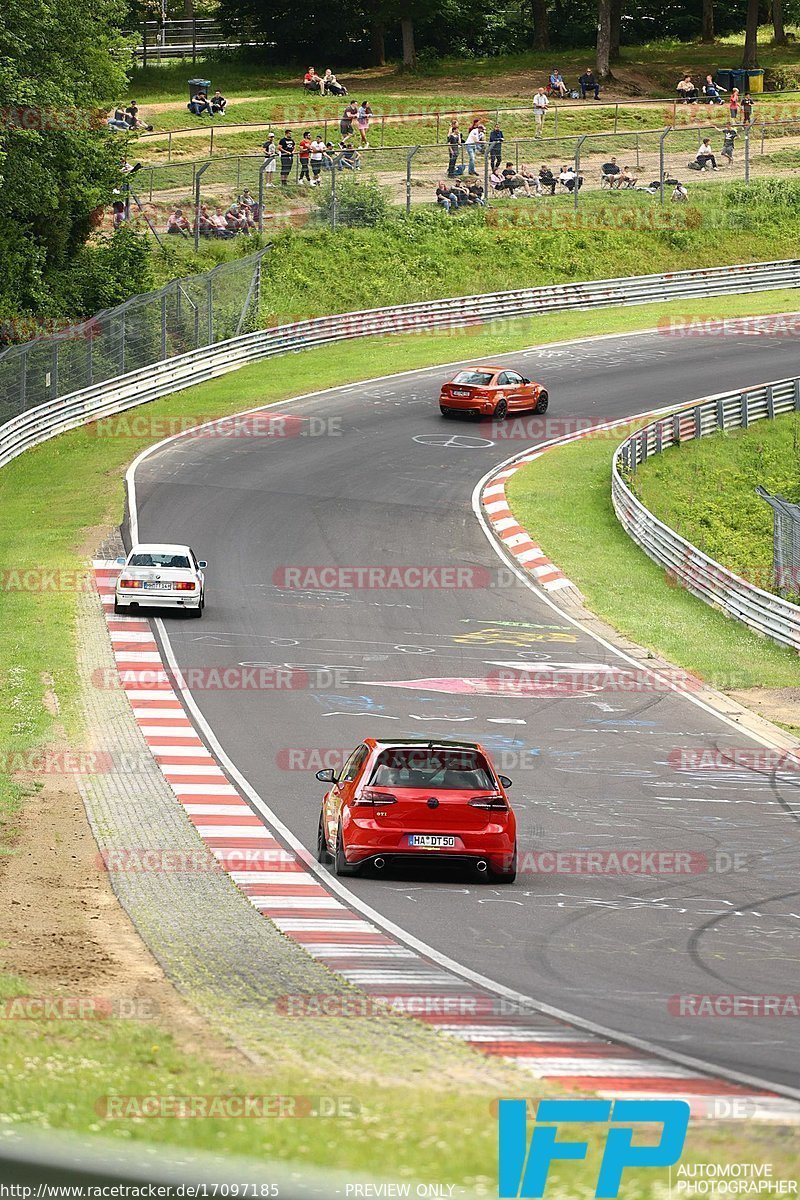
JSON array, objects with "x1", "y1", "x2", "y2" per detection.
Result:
[
  {"x1": 210, "y1": 206, "x2": 232, "y2": 236},
  {"x1": 618, "y1": 164, "x2": 638, "y2": 187},
  {"x1": 120, "y1": 157, "x2": 135, "y2": 174},
  {"x1": 558, "y1": 163, "x2": 582, "y2": 191},
  {"x1": 337, "y1": 140, "x2": 361, "y2": 170},
  {"x1": 240, "y1": 189, "x2": 258, "y2": 217},
  {"x1": 579, "y1": 69, "x2": 600, "y2": 99},
  {"x1": 721, "y1": 124, "x2": 737, "y2": 164},
  {"x1": 166, "y1": 208, "x2": 190, "y2": 236},
  {"x1": 672, "y1": 180, "x2": 689, "y2": 201},
  {"x1": 111, "y1": 200, "x2": 126, "y2": 229},
  {"x1": 436, "y1": 181, "x2": 460, "y2": 213},
  {"x1": 197, "y1": 204, "x2": 214, "y2": 235},
  {"x1": 703, "y1": 74, "x2": 725, "y2": 104},
  {"x1": 538, "y1": 164, "x2": 557, "y2": 194},
  {"x1": 125, "y1": 101, "x2": 153, "y2": 131},
  {"x1": 108, "y1": 106, "x2": 132, "y2": 131},
  {"x1": 549, "y1": 69, "x2": 568, "y2": 98},
  {"x1": 451, "y1": 179, "x2": 473, "y2": 206},
  {"x1": 211, "y1": 90, "x2": 227, "y2": 115},
  {"x1": 602, "y1": 157, "x2": 622, "y2": 186},
  {"x1": 676, "y1": 75, "x2": 697, "y2": 103},
  {"x1": 468, "y1": 181, "x2": 485, "y2": 206},
  {"x1": 324, "y1": 70, "x2": 348, "y2": 96},
  {"x1": 695, "y1": 137, "x2": 718, "y2": 170},
  {"x1": 188, "y1": 90, "x2": 212, "y2": 116},
  {"x1": 304, "y1": 67, "x2": 324, "y2": 94},
  {"x1": 498, "y1": 162, "x2": 533, "y2": 196},
  {"x1": 519, "y1": 163, "x2": 541, "y2": 192},
  {"x1": 225, "y1": 203, "x2": 248, "y2": 233}
]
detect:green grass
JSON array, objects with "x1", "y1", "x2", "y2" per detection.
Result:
[
  {"x1": 633, "y1": 411, "x2": 800, "y2": 597},
  {"x1": 506, "y1": 420, "x2": 800, "y2": 692},
  {"x1": 4, "y1": 292, "x2": 800, "y2": 1181}
]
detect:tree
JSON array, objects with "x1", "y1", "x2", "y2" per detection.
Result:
[
  {"x1": 742, "y1": 0, "x2": 759, "y2": 66},
  {"x1": 596, "y1": 0, "x2": 614, "y2": 80},
  {"x1": 701, "y1": 0, "x2": 714, "y2": 42},
  {"x1": 532, "y1": 0, "x2": 550, "y2": 51},
  {"x1": 400, "y1": 12, "x2": 416, "y2": 67},
  {"x1": 610, "y1": 0, "x2": 622, "y2": 62},
  {"x1": 772, "y1": 0, "x2": 786, "y2": 44}
]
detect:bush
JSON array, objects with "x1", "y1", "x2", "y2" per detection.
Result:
[{"x1": 313, "y1": 176, "x2": 390, "y2": 227}]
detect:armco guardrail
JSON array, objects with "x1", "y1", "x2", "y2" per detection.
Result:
[
  {"x1": 2, "y1": 258, "x2": 799, "y2": 473},
  {"x1": 612, "y1": 377, "x2": 800, "y2": 652}
]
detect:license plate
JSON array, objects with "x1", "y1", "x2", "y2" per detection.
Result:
[
  {"x1": 408, "y1": 834, "x2": 456, "y2": 848},
  {"x1": 143, "y1": 581, "x2": 172, "y2": 590},
  {"x1": 451, "y1": 389, "x2": 470, "y2": 397}
]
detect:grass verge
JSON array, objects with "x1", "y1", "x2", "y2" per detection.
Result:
[{"x1": 2, "y1": 291, "x2": 800, "y2": 1182}]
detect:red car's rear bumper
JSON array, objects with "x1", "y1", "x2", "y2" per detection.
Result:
[{"x1": 343, "y1": 817, "x2": 515, "y2": 871}]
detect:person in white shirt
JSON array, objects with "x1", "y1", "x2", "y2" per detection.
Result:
[
  {"x1": 465, "y1": 124, "x2": 484, "y2": 174},
  {"x1": 263, "y1": 134, "x2": 277, "y2": 185},
  {"x1": 533, "y1": 88, "x2": 549, "y2": 135},
  {"x1": 309, "y1": 135, "x2": 326, "y2": 184},
  {"x1": 696, "y1": 138, "x2": 718, "y2": 170},
  {"x1": 558, "y1": 164, "x2": 579, "y2": 191}
]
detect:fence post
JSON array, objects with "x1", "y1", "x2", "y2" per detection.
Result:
[
  {"x1": 192, "y1": 14, "x2": 196, "y2": 64},
  {"x1": 331, "y1": 159, "x2": 338, "y2": 231},
  {"x1": 258, "y1": 161, "x2": 269, "y2": 234},
  {"x1": 553, "y1": 105, "x2": 558, "y2": 137},
  {"x1": 51, "y1": 342, "x2": 59, "y2": 400},
  {"x1": 659, "y1": 129, "x2": 670, "y2": 205},
  {"x1": 168, "y1": 131, "x2": 173, "y2": 162},
  {"x1": 210, "y1": 126, "x2": 214, "y2": 156},
  {"x1": 673, "y1": 412, "x2": 681, "y2": 444},
  {"x1": 206, "y1": 276, "x2": 214, "y2": 344},
  {"x1": 795, "y1": 377, "x2": 800, "y2": 411},
  {"x1": 406, "y1": 146, "x2": 419, "y2": 214},
  {"x1": 86, "y1": 324, "x2": 93, "y2": 387},
  {"x1": 574, "y1": 134, "x2": 587, "y2": 211},
  {"x1": 381, "y1": 115, "x2": 385, "y2": 147},
  {"x1": 614, "y1": 103, "x2": 619, "y2": 133},
  {"x1": 716, "y1": 397, "x2": 725, "y2": 428},
  {"x1": 744, "y1": 125, "x2": 750, "y2": 183},
  {"x1": 119, "y1": 309, "x2": 125, "y2": 375},
  {"x1": 635, "y1": 132, "x2": 640, "y2": 171},
  {"x1": 435, "y1": 113, "x2": 440, "y2": 144},
  {"x1": 766, "y1": 384, "x2": 775, "y2": 419},
  {"x1": 484, "y1": 141, "x2": 490, "y2": 207},
  {"x1": 194, "y1": 162, "x2": 211, "y2": 252},
  {"x1": 160, "y1": 294, "x2": 168, "y2": 359}
]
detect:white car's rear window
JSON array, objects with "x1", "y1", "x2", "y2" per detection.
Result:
[{"x1": 130, "y1": 553, "x2": 190, "y2": 569}]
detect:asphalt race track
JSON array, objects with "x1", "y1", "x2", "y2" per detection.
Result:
[{"x1": 130, "y1": 325, "x2": 800, "y2": 1090}]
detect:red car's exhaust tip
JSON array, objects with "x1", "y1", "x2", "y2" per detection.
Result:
[
  {"x1": 476, "y1": 860, "x2": 488, "y2": 873},
  {"x1": 374, "y1": 857, "x2": 386, "y2": 869}
]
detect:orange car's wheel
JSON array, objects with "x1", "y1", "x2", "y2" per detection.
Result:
[
  {"x1": 534, "y1": 390, "x2": 549, "y2": 414},
  {"x1": 493, "y1": 398, "x2": 508, "y2": 420}
]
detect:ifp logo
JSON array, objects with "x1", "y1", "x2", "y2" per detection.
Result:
[{"x1": 498, "y1": 1098, "x2": 690, "y2": 1198}]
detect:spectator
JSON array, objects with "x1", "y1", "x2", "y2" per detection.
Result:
[
  {"x1": 538, "y1": 163, "x2": 557, "y2": 194},
  {"x1": 549, "y1": 69, "x2": 568, "y2": 98},
  {"x1": 618, "y1": 164, "x2": 638, "y2": 187},
  {"x1": 279, "y1": 129, "x2": 295, "y2": 185},
  {"x1": 167, "y1": 208, "x2": 189, "y2": 236},
  {"x1": 676, "y1": 75, "x2": 697, "y2": 103},
  {"x1": 499, "y1": 162, "x2": 533, "y2": 196},
  {"x1": 533, "y1": 87, "x2": 549, "y2": 135},
  {"x1": 240, "y1": 189, "x2": 258, "y2": 218},
  {"x1": 341, "y1": 99, "x2": 358, "y2": 140},
  {"x1": 125, "y1": 101, "x2": 153, "y2": 131},
  {"x1": 111, "y1": 200, "x2": 126, "y2": 229},
  {"x1": 703, "y1": 74, "x2": 725, "y2": 104},
  {"x1": 696, "y1": 137, "x2": 718, "y2": 169},
  {"x1": 356, "y1": 100, "x2": 372, "y2": 146},
  {"x1": 488, "y1": 121, "x2": 503, "y2": 172},
  {"x1": 188, "y1": 90, "x2": 212, "y2": 116},
  {"x1": 327, "y1": 72, "x2": 348, "y2": 97},
  {"x1": 263, "y1": 133, "x2": 277, "y2": 185},
  {"x1": 558, "y1": 163, "x2": 582, "y2": 190},
  {"x1": 322, "y1": 141, "x2": 335, "y2": 169},
  {"x1": 108, "y1": 106, "x2": 131, "y2": 131},
  {"x1": 211, "y1": 90, "x2": 227, "y2": 115},
  {"x1": 721, "y1": 124, "x2": 737, "y2": 164},
  {"x1": 338, "y1": 140, "x2": 360, "y2": 170},
  {"x1": 310, "y1": 133, "x2": 325, "y2": 184},
  {"x1": 579, "y1": 69, "x2": 600, "y2": 100},
  {"x1": 210, "y1": 206, "x2": 231, "y2": 235},
  {"x1": 298, "y1": 131, "x2": 312, "y2": 183},
  {"x1": 742, "y1": 93, "x2": 754, "y2": 126},
  {"x1": 436, "y1": 181, "x2": 459, "y2": 213},
  {"x1": 465, "y1": 123, "x2": 484, "y2": 173},
  {"x1": 519, "y1": 164, "x2": 541, "y2": 193},
  {"x1": 468, "y1": 181, "x2": 485, "y2": 206},
  {"x1": 447, "y1": 121, "x2": 461, "y2": 177},
  {"x1": 304, "y1": 67, "x2": 324, "y2": 94},
  {"x1": 225, "y1": 203, "x2": 247, "y2": 233},
  {"x1": 451, "y1": 179, "x2": 472, "y2": 206},
  {"x1": 602, "y1": 157, "x2": 622, "y2": 186},
  {"x1": 197, "y1": 203, "x2": 214, "y2": 235},
  {"x1": 120, "y1": 158, "x2": 135, "y2": 174},
  {"x1": 729, "y1": 87, "x2": 741, "y2": 121},
  {"x1": 672, "y1": 180, "x2": 689, "y2": 201}
]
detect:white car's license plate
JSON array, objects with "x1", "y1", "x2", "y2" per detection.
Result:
[
  {"x1": 408, "y1": 834, "x2": 456, "y2": 848},
  {"x1": 143, "y1": 581, "x2": 173, "y2": 589},
  {"x1": 451, "y1": 389, "x2": 470, "y2": 397}
]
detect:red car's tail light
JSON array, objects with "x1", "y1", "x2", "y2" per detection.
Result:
[
  {"x1": 119, "y1": 578, "x2": 142, "y2": 589},
  {"x1": 355, "y1": 790, "x2": 397, "y2": 806},
  {"x1": 174, "y1": 581, "x2": 197, "y2": 591},
  {"x1": 468, "y1": 795, "x2": 508, "y2": 810}
]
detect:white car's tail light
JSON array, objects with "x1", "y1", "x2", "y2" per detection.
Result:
[
  {"x1": 174, "y1": 581, "x2": 198, "y2": 591},
  {"x1": 119, "y1": 578, "x2": 142, "y2": 589}
]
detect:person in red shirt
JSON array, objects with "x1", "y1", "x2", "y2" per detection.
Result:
[
  {"x1": 298, "y1": 131, "x2": 312, "y2": 183},
  {"x1": 304, "y1": 67, "x2": 324, "y2": 94}
]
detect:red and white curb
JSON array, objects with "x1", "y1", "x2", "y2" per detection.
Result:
[{"x1": 94, "y1": 560, "x2": 799, "y2": 1123}]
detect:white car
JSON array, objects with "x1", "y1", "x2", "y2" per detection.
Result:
[{"x1": 114, "y1": 543, "x2": 206, "y2": 617}]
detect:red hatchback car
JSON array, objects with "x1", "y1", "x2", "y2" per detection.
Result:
[
  {"x1": 439, "y1": 365, "x2": 548, "y2": 420},
  {"x1": 315, "y1": 739, "x2": 517, "y2": 882}
]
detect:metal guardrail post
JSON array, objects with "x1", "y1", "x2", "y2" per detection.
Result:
[
  {"x1": 795, "y1": 378, "x2": 800, "y2": 411},
  {"x1": 741, "y1": 392, "x2": 749, "y2": 428},
  {"x1": 635, "y1": 132, "x2": 640, "y2": 171},
  {"x1": 194, "y1": 162, "x2": 211, "y2": 252},
  {"x1": 716, "y1": 397, "x2": 725, "y2": 428},
  {"x1": 766, "y1": 384, "x2": 775, "y2": 418},
  {"x1": 406, "y1": 146, "x2": 419, "y2": 214}
]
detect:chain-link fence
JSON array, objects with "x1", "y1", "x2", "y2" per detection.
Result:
[
  {"x1": 0, "y1": 249, "x2": 269, "y2": 427},
  {"x1": 756, "y1": 487, "x2": 800, "y2": 598}
]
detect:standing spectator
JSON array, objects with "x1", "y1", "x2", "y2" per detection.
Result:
[
  {"x1": 742, "y1": 93, "x2": 755, "y2": 126},
  {"x1": 263, "y1": 133, "x2": 277, "y2": 185},
  {"x1": 696, "y1": 137, "x2": 718, "y2": 169},
  {"x1": 298, "y1": 131, "x2": 312, "y2": 183},
  {"x1": 446, "y1": 121, "x2": 461, "y2": 177},
  {"x1": 579, "y1": 69, "x2": 600, "y2": 99},
  {"x1": 721, "y1": 124, "x2": 737, "y2": 164},
  {"x1": 279, "y1": 129, "x2": 295, "y2": 186},
  {"x1": 703, "y1": 74, "x2": 725, "y2": 104},
  {"x1": 356, "y1": 100, "x2": 372, "y2": 146},
  {"x1": 549, "y1": 69, "x2": 568, "y2": 98},
  {"x1": 211, "y1": 90, "x2": 227, "y2": 115},
  {"x1": 729, "y1": 87, "x2": 740, "y2": 122},
  {"x1": 310, "y1": 133, "x2": 325, "y2": 184},
  {"x1": 111, "y1": 200, "x2": 126, "y2": 229},
  {"x1": 465, "y1": 123, "x2": 483, "y2": 174},
  {"x1": 533, "y1": 87, "x2": 549, "y2": 135},
  {"x1": 340, "y1": 99, "x2": 358, "y2": 140},
  {"x1": 488, "y1": 121, "x2": 503, "y2": 172}
]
